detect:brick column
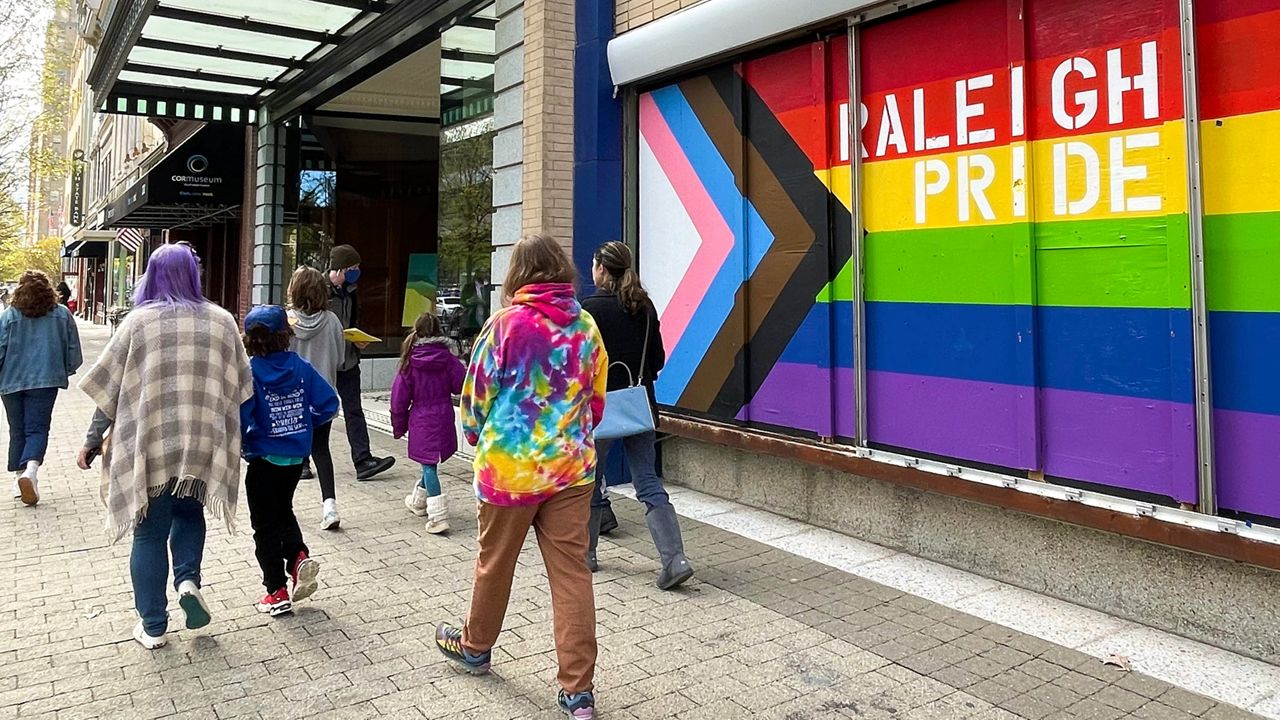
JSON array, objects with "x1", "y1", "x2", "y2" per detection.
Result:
[{"x1": 521, "y1": 0, "x2": 575, "y2": 243}]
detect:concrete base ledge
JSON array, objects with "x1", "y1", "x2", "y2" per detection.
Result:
[{"x1": 661, "y1": 432, "x2": 1280, "y2": 665}]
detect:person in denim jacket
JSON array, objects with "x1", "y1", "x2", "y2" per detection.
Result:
[{"x1": 0, "y1": 270, "x2": 82, "y2": 506}]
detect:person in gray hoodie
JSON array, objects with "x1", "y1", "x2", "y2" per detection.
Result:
[{"x1": 288, "y1": 267, "x2": 347, "y2": 531}]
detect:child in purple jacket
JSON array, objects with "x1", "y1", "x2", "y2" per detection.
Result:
[{"x1": 392, "y1": 311, "x2": 467, "y2": 533}]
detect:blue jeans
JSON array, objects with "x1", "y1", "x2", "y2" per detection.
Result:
[
  {"x1": 2, "y1": 387, "x2": 58, "y2": 472},
  {"x1": 131, "y1": 490, "x2": 206, "y2": 636},
  {"x1": 593, "y1": 432, "x2": 670, "y2": 512}
]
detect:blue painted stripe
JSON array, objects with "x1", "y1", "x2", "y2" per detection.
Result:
[
  {"x1": 649, "y1": 85, "x2": 776, "y2": 404},
  {"x1": 1210, "y1": 310, "x2": 1280, "y2": 415},
  {"x1": 777, "y1": 301, "x2": 848, "y2": 368},
  {"x1": 772, "y1": 301, "x2": 1194, "y2": 403}
]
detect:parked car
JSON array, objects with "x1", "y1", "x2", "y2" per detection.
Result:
[{"x1": 435, "y1": 295, "x2": 462, "y2": 315}]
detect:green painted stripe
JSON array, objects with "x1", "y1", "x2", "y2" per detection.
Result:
[
  {"x1": 1205, "y1": 211, "x2": 1280, "y2": 313},
  {"x1": 1037, "y1": 214, "x2": 1191, "y2": 309},
  {"x1": 819, "y1": 216, "x2": 1192, "y2": 309}
]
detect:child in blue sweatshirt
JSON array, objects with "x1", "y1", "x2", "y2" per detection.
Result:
[{"x1": 241, "y1": 306, "x2": 340, "y2": 617}]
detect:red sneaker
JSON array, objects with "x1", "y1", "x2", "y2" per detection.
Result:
[
  {"x1": 255, "y1": 587, "x2": 292, "y2": 617},
  {"x1": 290, "y1": 552, "x2": 320, "y2": 603}
]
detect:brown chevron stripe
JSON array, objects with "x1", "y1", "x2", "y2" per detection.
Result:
[{"x1": 675, "y1": 71, "x2": 821, "y2": 412}]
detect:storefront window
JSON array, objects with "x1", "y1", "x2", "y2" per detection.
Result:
[{"x1": 286, "y1": 168, "x2": 337, "y2": 276}]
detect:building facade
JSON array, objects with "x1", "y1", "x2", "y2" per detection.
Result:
[{"x1": 604, "y1": 0, "x2": 1280, "y2": 662}]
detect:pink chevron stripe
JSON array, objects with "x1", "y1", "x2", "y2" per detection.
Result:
[{"x1": 639, "y1": 92, "x2": 735, "y2": 351}]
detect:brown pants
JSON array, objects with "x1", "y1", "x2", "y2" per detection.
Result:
[{"x1": 462, "y1": 482, "x2": 597, "y2": 693}]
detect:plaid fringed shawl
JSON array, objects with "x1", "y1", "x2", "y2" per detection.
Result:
[{"x1": 79, "y1": 303, "x2": 253, "y2": 542}]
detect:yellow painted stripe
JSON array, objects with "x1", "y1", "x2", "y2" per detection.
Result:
[
  {"x1": 1202, "y1": 108, "x2": 1280, "y2": 217},
  {"x1": 822, "y1": 122, "x2": 1188, "y2": 232}
]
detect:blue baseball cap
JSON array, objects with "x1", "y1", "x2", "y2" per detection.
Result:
[{"x1": 244, "y1": 305, "x2": 288, "y2": 333}]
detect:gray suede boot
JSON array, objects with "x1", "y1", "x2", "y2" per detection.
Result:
[
  {"x1": 645, "y1": 504, "x2": 694, "y2": 590},
  {"x1": 587, "y1": 505, "x2": 602, "y2": 573}
]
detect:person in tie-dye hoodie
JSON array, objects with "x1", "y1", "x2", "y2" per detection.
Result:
[{"x1": 435, "y1": 234, "x2": 607, "y2": 720}]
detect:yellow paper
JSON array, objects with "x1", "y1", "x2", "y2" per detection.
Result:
[{"x1": 343, "y1": 328, "x2": 381, "y2": 344}]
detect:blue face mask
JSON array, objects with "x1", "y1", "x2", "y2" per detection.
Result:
[{"x1": 344, "y1": 268, "x2": 361, "y2": 285}]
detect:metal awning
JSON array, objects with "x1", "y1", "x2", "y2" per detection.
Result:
[
  {"x1": 63, "y1": 239, "x2": 110, "y2": 259},
  {"x1": 100, "y1": 124, "x2": 246, "y2": 230},
  {"x1": 90, "y1": 0, "x2": 495, "y2": 124}
]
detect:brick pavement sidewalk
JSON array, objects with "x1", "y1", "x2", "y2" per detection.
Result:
[{"x1": 0, "y1": 321, "x2": 1257, "y2": 719}]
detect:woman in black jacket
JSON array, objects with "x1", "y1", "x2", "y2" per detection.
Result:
[{"x1": 582, "y1": 241, "x2": 693, "y2": 590}]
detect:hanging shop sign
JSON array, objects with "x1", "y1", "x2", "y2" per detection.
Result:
[{"x1": 69, "y1": 149, "x2": 85, "y2": 227}]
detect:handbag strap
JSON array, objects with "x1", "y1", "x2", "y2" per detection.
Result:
[{"x1": 636, "y1": 307, "x2": 651, "y2": 388}]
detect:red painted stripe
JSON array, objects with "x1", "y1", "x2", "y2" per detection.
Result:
[
  {"x1": 1196, "y1": 0, "x2": 1280, "y2": 24},
  {"x1": 1197, "y1": 6, "x2": 1280, "y2": 119},
  {"x1": 861, "y1": 0, "x2": 1010, "y2": 96},
  {"x1": 1026, "y1": 0, "x2": 1178, "y2": 59}
]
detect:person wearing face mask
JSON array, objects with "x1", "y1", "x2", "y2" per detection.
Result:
[{"x1": 324, "y1": 245, "x2": 396, "y2": 481}]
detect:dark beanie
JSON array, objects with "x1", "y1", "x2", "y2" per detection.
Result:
[{"x1": 330, "y1": 244, "x2": 361, "y2": 270}]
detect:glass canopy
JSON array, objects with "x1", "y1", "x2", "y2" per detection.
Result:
[
  {"x1": 97, "y1": 0, "x2": 496, "y2": 126},
  {"x1": 440, "y1": 4, "x2": 495, "y2": 126},
  {"x1": 100, "y1": 0, "x2": 387, "y2": 121}
]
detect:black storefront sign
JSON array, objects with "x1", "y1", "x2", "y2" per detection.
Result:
[
  {"x1": 69, "y1": 150, "x2": 85, "y2": 227},
  {"x1": 105, "y1": 125, "x2": 245, "y2": 226}
]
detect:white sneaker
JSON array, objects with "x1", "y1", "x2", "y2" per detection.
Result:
[
  {"x1": 11, "y1": 474, "x2": 20, "y2": 498},
  {"x1": 425, "y1": 495, "x2": 450, "y2": 534},
  {"x1": 133, "y1": 620, "x2": 167, "y2": 650},
  {"x1": 319, "y1": 499, "x2": 340, "y2": 531},
  {"x1": 404, "y1": 485, "x2": 429, "y2": 517},
  {"x1": 178, "y1": 580, "x2": 211, "y2": 630},
  {"x1": 17, "y1": 473, "x2": 38, "y2": 507}
]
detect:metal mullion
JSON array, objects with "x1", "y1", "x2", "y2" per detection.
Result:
[
  {"x1": 150, "y1": 6, "x2": 336, "y2": 43},
  {"x1": 441, "y1": 48, "x2": 495, "y2": 64},
  {"x1": 456, "y1": 16, "x2": 497, "y2": 30},
  {"x1": 123, "y1": 62, "x2": 279, "y2": 90},
  {"x1": 440, "y1": 75, "x2": 494, "y2": 90},
  {"x1": 846, "y1": 19, "x2": 868, "y2": 447},
  {"x1": 135, "y1": 37, "x2": 306, "y2": 69},
  {"x1": 1180, "y1": 0, "x2": 1216, "y2": 515},
  {"x1": 308, "y1": 0, "x2": 386, "y2": 10}
]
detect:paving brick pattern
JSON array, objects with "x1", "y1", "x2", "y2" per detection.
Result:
[{"x1": 0, "y1": 323, "x2": 1257, "y2": 719}]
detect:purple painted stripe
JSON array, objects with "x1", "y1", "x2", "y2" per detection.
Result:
[
  {"x1": 868, "y1": 372, "x2": 1198, "y2": 501},
  {"x1": 735, "y1": 362, "x2": 856, "y2": 438},
  {"x1": 867, "y1": 371, "x2": 1028, "y2": 469},
  {"x1": 1214, "y1": 408, "x2": 1280, "y2": 517},
  {"x1": 1040, "y1": 387, "x2": 1196, "y2": 503}
]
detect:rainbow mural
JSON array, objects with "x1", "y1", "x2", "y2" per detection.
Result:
[
  {"x1": 637, "y1": 0, "x2": 1280, "y2": 517},
  {"x1": 1199, "y1": 0, "x2": 1280, "y2": 517}
]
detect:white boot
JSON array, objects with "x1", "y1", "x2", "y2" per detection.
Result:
[
  {"x1": 404, "y1": 485, "x2": 429, "y2": 517},
  {"x1": 425, "y1": 495, "x2": 450, "y2": 534},
  {"x1": 17, "y1": 462, "x2": 39, "y2": 506}
]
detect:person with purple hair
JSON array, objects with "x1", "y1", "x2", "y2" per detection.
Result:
[{"x1": 77, "y1": 242, "x2": 253, "y2": 650}]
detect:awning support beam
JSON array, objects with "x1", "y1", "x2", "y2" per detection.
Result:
[
  {"x1": 308, "y1": 0, "x2": 388, "y2": 10},
  {"x1": 150, "y1": 5, "x2": 337, "y2": 44},
  {"x1": 441, "y1": 48, "x2": 495, "y2": 64},
  {"x1": 123, "y1": 62, "x2": 280, "y2": 90},
  {"x1": 134, "y1": 37, "x2": 307, "y2": 70}
]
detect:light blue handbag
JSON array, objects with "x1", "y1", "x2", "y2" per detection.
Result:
[{"x1": 595, "y1": 313, "x2": 656, "y2": 441}]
